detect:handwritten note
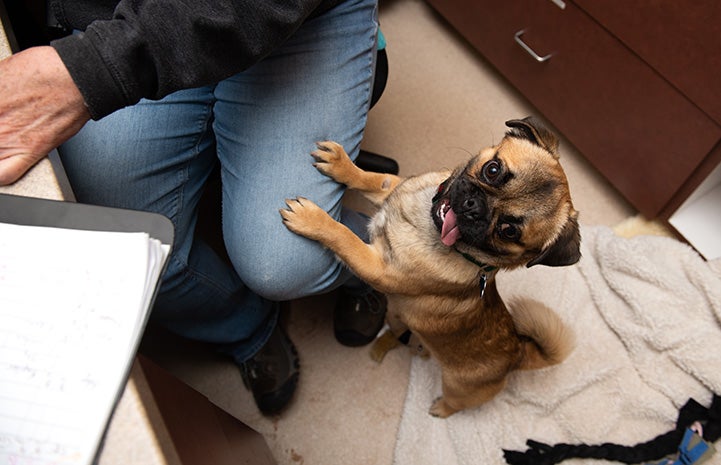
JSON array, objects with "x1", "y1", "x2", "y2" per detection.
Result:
[{"x1": 0, "y1": 222, "x2": 169, "y2": 465}]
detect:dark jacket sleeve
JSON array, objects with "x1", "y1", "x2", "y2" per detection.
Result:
[{"x1": 51, "y1": 0, "x2": 332, "y2": 119}]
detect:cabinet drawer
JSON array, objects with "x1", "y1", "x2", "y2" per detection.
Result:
[
  {"x1": 575, "y1": 0, "x2": 721, "y2": 126},
  {"x1": 426, "y1": 0, "x2": 721, "y2": 217}
]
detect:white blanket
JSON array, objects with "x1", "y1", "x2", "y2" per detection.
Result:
[{"x1": 394, "y1": 226, "x2": 721, "y2": 465}]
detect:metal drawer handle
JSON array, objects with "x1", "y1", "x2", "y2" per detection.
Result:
[{"x1": 514, "y1": 29, "x2": 553, "y2": 62}]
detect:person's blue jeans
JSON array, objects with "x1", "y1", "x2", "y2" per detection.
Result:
[{"x1": 59, "y1": 0, "x2": 378, "y2": 362}]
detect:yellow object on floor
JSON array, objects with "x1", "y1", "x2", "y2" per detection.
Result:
[{"x1": 612, "y1": 214, "x2": 674, "y2": 239}]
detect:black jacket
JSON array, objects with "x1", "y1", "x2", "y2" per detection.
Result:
[{"x1": 50, "y1": 0, "x2": 344, "y2": 119}]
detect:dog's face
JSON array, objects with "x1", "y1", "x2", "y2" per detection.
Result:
[{"x1": 431, "y1": 117, "x2": 581, "y2": 269}]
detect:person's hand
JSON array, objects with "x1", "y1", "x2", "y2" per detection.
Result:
[{"x1": 0, "y1": 46, "x2": 90, "y2": 185}]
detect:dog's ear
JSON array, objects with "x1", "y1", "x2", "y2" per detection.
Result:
[
  {"x1": 505, "y1": 117, "x2": 560, "y2": 157},
  {"x1": 527, "y1": 215, "x2": 581, "y2": 268}
]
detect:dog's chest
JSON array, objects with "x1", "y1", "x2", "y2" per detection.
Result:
[{"x1": 368, "y1": 176, "x2": 442, "y2": 250}]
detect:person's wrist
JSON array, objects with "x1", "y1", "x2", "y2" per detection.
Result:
[{"x1": 0, "y1": 46, "x2": 90, "y2": 185}]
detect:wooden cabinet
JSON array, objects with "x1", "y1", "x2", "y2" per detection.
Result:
[{"x1": 425, "y1": 0, "x2": 721, "y2": 224}]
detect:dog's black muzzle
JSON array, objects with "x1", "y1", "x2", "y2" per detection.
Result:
[
  {"x1": 431, "y1": 176, "x2": 491, "y2": 248},
  {"x1": 450, "y1": 177, "x2": 490, "y2": 230}
]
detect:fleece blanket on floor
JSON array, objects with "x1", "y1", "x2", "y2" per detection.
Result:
[{"x1": 393, "y1": 226, "x2": 721, "y2": 465}]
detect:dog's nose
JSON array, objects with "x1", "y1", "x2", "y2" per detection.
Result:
[{"x1": 461, "y1": 197, "x2": 485, "y2": 222}]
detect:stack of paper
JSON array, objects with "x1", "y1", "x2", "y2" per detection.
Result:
[{"x1": 0, "y1": 222, "x2": 170, "y2": 465}]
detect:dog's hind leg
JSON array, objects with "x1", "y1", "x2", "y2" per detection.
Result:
[
  {"x1": 312, "y1": 141, "x2": 401, "y2": 206},
  {"x1": 429, "y1": 378, "x2": 507, "y2": 418},
  {"x1": 369, "y1": 330, "x2": 400, "y2": 362}
]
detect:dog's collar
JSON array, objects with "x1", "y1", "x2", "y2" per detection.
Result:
[{"x1": 455, "y1": 249, "x2": 497, "y2": 274}]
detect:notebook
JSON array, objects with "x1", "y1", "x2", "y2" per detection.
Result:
[{"x1": 0, "y1": 193, "x2": 173, "y2": 465}]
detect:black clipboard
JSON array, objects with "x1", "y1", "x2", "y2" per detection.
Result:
[{"x1": 0, "y1": 192, "x2": 174, "y2": 247}]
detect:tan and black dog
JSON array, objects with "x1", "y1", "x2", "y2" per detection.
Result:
[{"x1": 280, "y1": 117, "x2": 580, "y2": 417}]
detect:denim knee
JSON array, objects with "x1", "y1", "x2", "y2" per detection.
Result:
[{"x1": 229, "y1": 233, "x2": 352, "y2": 301}]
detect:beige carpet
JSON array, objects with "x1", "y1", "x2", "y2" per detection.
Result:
[{"x1": 141, "y1": 1, "x2": 650, "y2": 464}]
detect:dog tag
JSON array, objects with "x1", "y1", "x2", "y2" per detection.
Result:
[{"x1": 479, "y1": 274, "x2": 488, "y2": 298}]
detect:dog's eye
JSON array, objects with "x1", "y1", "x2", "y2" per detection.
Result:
[
  {"x1": 498, "y1": 223, "x2": 520, "y2": 241},
  {"x1": 482, "y1": 160, "x2": 501, "y2": 182}
]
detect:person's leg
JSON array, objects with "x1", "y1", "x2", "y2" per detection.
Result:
[
  {"x1": 58, "y1": 88, "x2": 277, "y2": 358},
  {"x1": 214, "y1": 0, "x2": 379, "y2": 302},
  {"x1": 187, "y1": 0, "x2": 380, "y2": 413}
]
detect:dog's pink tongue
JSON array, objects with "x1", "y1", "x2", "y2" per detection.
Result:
[{"x1": 441, "y1": 207, "x2": 461, "y2": 246}]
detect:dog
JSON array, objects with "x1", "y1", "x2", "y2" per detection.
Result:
[{"x1": 280, "y1": 117, "x2": 581, "y2": 417}]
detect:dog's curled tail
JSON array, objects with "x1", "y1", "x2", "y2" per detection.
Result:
[{"x1": 508, "y1": 297, "x2": 575, "y2": 371}]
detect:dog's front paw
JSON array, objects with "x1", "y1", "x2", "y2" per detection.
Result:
[
  {"x1": 280, "y1": 197, "x2": 331, "y2": 240},
  {"x1": 312, "y1": 141, "x2": 355, "y2": 183}
]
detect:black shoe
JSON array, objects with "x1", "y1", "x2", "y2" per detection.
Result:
[
  {"x1": 355, "y1": 150, "x2": 399, "y2": 175},
  {"x1": 239, "y1": 323, "x2": 300, "y2": 415},
  {"x1": 334, "y1": 288, "x2": 387, "y2": 347}
]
